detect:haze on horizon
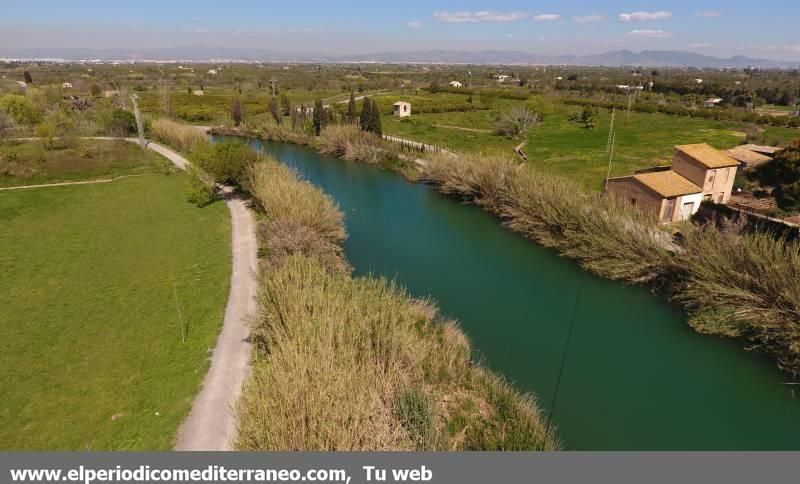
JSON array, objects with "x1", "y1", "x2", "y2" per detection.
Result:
[{"x1": 2, "y1": 0, "x2": 799, "y2": 61}]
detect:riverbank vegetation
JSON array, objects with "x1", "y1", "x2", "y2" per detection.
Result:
[
  {"x1": 235, "y1": 153, "x2": 558, "y2": 450},
  {"x1": 420, "y1": 151, "x2": 800, "y2": 374},
  {"x1": 0, "y1": 174, "x2": 231, "y2": 449}
]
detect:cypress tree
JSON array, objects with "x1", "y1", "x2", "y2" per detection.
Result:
[
  {"x1": 370, "y1": 99, "x2": 382, "y2": 137},
  {"x1": 347, "y1": 91, "x2": 357, "y2": 124},
  {"x1": 313, "y1": 99, "x2": 324, "y2": 136},
  {"x1": 359, "y1": 97, "x2": 371, "y2": 131}
]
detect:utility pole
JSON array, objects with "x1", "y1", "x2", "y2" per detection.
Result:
[
  {"x1": 129, "y1": 94, "x2": 145, "y2": 148},
  {"x1": 468, "y1": 71, "x2": 472, "y2": 89},
  {"x1": 604, "y1": 108, "x2": 617, "y2": 191},
  {"x1": 269, "y1": 79, "x2": 277, "y2": 97}
]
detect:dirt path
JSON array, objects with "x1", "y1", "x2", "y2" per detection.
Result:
[
  {"x1": 6, "y1": 136, "x2": 257, "y2": 450},
  {"x1": 0, "y1": 173, "x2": 153, "y2": 191},
  {"x1": 432, "y1": 124, "x2": 492, "y2": 133}
]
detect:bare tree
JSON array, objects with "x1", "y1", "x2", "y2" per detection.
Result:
[
  {"x1": 494, "y1": 106, "x2": 542, "y2": 138},
  {"x1": 158, "y1": 81, "x2": 174, "y2": 119}
]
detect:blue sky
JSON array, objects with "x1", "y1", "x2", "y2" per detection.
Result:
[{"x1": 2, "y1": 0, "x2": 799, "y2": 59}]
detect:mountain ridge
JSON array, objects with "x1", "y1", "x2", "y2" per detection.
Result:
[{"x1": 1, "y1": 47, "x2": 797, "y2": 68}]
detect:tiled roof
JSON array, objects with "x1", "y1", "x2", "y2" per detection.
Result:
[
  {"x1": 634, "y1": 170, "x2": 702, "y2": 198},
  {"x1": 675, "y1": 143, "x2": 740, "y2": 168}
]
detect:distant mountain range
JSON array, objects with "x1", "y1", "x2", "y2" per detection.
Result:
[{"x1": 1, "y1": 47, "x2": 797, "y2": 68}]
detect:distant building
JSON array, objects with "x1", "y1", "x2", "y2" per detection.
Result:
[
  {"x1": 726, "y1": 147, "x2": 773, "y2": 170},
  {"x1": 704, "y1": 98, "x2": 723, "y2": 107},
  {"x1": 495, "y1": 74, "x2": 510, "y2": 82},
  {"x1": 738, "y1": 144, "x2": 782, "y2": 156},
  {"x1": 192, "y1": 90, "x2": 205, "y2": 96},
  {"x1": 393, "y1": 101, "x2": 411, "y2": 117},
  {"x1": 606, "y1": 144, "x2": 739, "y2": 223},
  {"x1": 207, "y1": 69, "x2": 218, "y2": 75},
  {"x1": 449, "y1": 81, "x2": 463, "y2": 88},
  {"x1": 61, "y1": 82, "x2": 73, "y2": 89},
  {"x1": 694, "y1": 78, "x2": 704, "y2": 84}
]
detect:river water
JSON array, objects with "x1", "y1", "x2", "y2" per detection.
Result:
[{"x1": 231, "y1": 137, "x2": 800, "y2": 450}]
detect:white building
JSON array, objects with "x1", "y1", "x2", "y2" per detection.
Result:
[
  {"x1": 393, "y1": 101, "x2": 411, "y2": 117},
  {"x1": 449, "y1": 81, "x2": 463, "y2": 88},
  {"x1": 207, "y1": 69, "x2": 218, "y2": 75},
  {"x1": 704, "y1": 98, "x2": 723, "y2": 108},
  {"x1": 61, "y1": 82, "x2": 73, "y2": 89}
]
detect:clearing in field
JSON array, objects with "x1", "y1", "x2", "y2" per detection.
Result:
[{"x1": 0, "y1": 156, "x2": 231, "y2": 449}]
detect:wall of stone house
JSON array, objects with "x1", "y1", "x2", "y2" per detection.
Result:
[
  {"x1": 672, "y1": 153, "x2": 738, "y2": 204},
  {"x1": 672, "y1": 152, "x2": 708, "y2": 187},
  {"x1": 606, "y1": 177, "x2": 665, "y2": 221}
]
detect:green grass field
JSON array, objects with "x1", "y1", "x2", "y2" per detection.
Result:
[
  {"x1": 0, "y1": 174, "x2": 231, "y2": 449},
  {"x1": 382, "y1": 99, "x2": 800, "y2": 189},
  {"x1": 0, "y1": 139, "x2": 171, "y2": 188}
]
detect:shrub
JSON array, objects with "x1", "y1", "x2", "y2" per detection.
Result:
[
  {"x1": 191, "y1": 139, "x2": 257, "y2": 186},
  {"x1": 35, "y1": 120, "x2": 58, "y2": 149},
  {"x1": 317, "y1": 124, "x2": 381, "y2": 164},
  {"x1": 185, "y1": 165, "x2": 217, "y2": 207},
  {"x1": 106, "y1": 109, "x2": 137, "y2": 137},
  {"x1": 0, "y1": 94, "x2": 41, "y2": 125}
]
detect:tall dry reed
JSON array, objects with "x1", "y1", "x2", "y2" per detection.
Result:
[{"x1": 150, "y1": 118, "x2": 209, "y2": 153}]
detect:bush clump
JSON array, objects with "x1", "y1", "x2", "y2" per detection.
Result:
[{"x1": 190, "y1": 139, "x2": 257, "y2": 186}]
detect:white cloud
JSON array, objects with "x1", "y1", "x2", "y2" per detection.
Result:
[
  {"x1": 573, "y1": 15, "x2": 606, "y2": 24},
  {"x1": 695, "y1": 11, "x2": 722, "y2": 17},
  {"x1": 192, "y1": 28, "x2": 210, "y2": 33},
  {"x1": 626, "y1": 29, "x2": 672, "y2": 38},
  {"x1": 687, "y1": 43, "x2": 713, "y2": 49},
  {"x1": 533, "y1": 14, "x2": 561, "y2": 22},
  {"x1": 619, "y1": 11, "x2": 673, "y2": 22},
  {"x1": 406, "y1": 21, "x2": 422, "y2": 28},
  {"x1": 433, "y1": 11, "x2": 529, "y2": 23}
]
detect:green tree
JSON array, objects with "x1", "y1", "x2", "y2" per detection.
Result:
[
  {"x1": 347, "y1": 91, "x2": 357, "y2": 124},
  {"x1": 313, "y1": 99, "x2": 324, "y2": 136},
  {"x1": 23, "y1": 71, "x2": 33, "y2": 84},
  {"x1": 369, "y1": 98, "x2": 382, "y2": 136},
  {"x1": 90, "y1": 84, "x2": 102, "y2": 97},
  {"x1": 190, "y1": 139, "x2": 257, "y2": 186},
  {"x1": 580, "y1": 106, "x2": 595, "y2": 129},
  {"x1": 0, "y1": 94, "x2": 40, "y2": 125},
  {"x1": 359, "y1": 97, "x2": 371, "y2": 131}
]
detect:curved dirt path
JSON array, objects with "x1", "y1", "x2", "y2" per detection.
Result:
[{"x1": 143, "y1": 142, "x2": 257, "y2": 451}]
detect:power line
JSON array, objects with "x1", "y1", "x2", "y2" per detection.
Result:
[{"x1": 545, "y1": 275, "x2": 585, "y2": 438}]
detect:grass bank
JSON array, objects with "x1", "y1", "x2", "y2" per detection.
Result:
[
  {"x1": 236, "y1": 155, "x2": 559, "y2": 450},
  {"x1": 0, "y1": 174, "x2": 231, "y2": 449}
]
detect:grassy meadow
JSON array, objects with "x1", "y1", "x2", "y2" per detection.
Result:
[
  {"x1": 0, "y1": 173, "x2": 231, "y2": 449},
  {"x1": 382, "y1": 99, "x2": 800, "y2": 189},
  {"x1": 0, "y1": 139, "x2": 171, "y2": 188}
]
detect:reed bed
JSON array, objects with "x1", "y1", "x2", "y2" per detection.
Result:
[
  {"x1": 150, "y1": 118, "x2": 209, "y2": 153},
  {"x1": 422, "y1": 151, "x2": 800, "y2": 373},
  {"x1": 236, "y1": 158, "x2": 559, "y2": 450},
  {"x1": 317, "y1": 125, "x2": 382, "y2": 165},
  {"x1": 675, "y1": 222, "x2": 800, "y2": 373}
]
